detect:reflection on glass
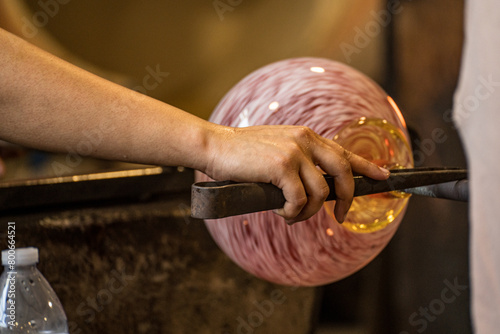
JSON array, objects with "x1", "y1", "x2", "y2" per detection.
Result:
[
  {"x1": 268, "y1": 101, "x2": 280, "y2": 111},
  {"x1": 330, "y1": 117, "x2": 413, "y2": 233},
  {"x1": 310, "y1": 66, "x2": 325, "y2": 73}
]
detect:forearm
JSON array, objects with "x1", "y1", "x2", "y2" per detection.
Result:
[{"x1": 0, "y1": 28, "x2": 214, "y2": 171}]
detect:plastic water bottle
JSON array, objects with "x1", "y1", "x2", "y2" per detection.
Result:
[{"x1": 0, "y1": 247, "x2": 69, "y2": 333}]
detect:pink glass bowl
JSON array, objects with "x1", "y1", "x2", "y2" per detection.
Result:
[{"x1": 197, "y1": 58, "x2": 413, "y2": 286}]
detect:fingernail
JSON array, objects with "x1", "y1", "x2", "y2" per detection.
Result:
[{"x1": 379, "y1": 166, "x2": 391, "y2": 176}]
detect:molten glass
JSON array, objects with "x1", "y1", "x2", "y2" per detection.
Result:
[{"x1": 198, "y1": 58, "x2": 413, "y2": 286}]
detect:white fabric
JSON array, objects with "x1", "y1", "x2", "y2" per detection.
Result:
[{"x1": 453, "y1": 1, "x2": 500, "y2": 333}]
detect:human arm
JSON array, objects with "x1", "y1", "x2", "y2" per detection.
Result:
[{"x1": 0, "y1": 27, "x2": 389, "y2": 223}]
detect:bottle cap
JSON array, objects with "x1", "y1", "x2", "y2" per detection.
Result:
[{"x1": 2, "y1": 247, "x2": 39, "y2": 266}]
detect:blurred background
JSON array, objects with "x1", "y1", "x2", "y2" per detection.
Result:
[{"x1": 0, "y1": 0, "x2": 470, "y2": 333}]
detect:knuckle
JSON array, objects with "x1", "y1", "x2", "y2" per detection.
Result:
[
  {"x1": 339, "y1": 158, "x2": 352, "y2": 175},
  {"x1": 292, "y1": 195, "x2": 308, "y2": 208},
  {"x1": 274, "y1": 153, "x2": 294, "y2": 171},
  {"x1": 318, "y1": 183, "x2": 330, "y2": 200},
  {"x1": 310, "y1": 177, "x2": 330, "y2": 201},
  {"x1": 274, "y1": 145, "x2": 304, "y2": 171},
  {"x1": 343, "y1": 148, "x2": 353, "y2": 161},
  {"x1": 293, "y1": 126, "x2": 314, "y2": 140}
]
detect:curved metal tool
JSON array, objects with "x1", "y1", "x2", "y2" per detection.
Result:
[{"x1": 191, "y1": 167, "x2": 468, "y2": 219}]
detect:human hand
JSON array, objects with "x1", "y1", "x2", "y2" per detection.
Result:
[{"x1": 204, "y1": 125, "x2": 390, "y2": 224}]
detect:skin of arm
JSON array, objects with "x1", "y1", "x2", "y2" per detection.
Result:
[{"x1": 0, "y1": 27, "x2": 390, "y2": 224}]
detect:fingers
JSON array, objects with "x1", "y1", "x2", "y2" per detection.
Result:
[
  {"x1": 274, "y1": 147, "x2": 353, "y2": 224},
  {"x1": 315, "y1": 134, "x2": 390, "y2": 179},
  {"x1": 273, "y1": 171, "x2": 308, "y2": 221},
  {"x1": 283, "y1": 162, "x2": 330, "y2": 224},
  {"x1": 312, "y1": 138, "x2": 390, "y2": 224},
  {"x1": 348, "y1": 151, "x2": 391, "y2": 180},
  {"x1": 225, "y1": 125, "x2": 390, "y2": 225},
  {"x1": 316, "y1": 148, "x2": 355, "y2": 224}
]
